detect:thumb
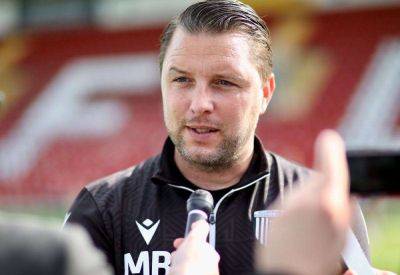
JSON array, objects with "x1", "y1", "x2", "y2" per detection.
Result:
[
  {"x1": 188, "y1": 220, "x2": 210, "y2": 242},
  {"x1": 173, "y1": 238, "x2": 184, "y2": 249}
]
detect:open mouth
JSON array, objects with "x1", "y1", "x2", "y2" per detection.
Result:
[{"x1": 187, "y1": 127, "x2": 219, "y2": 134}]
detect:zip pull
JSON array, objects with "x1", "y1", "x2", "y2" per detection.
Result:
[{"x1": 209, "y1": 212, "x2": 216, "y2": 224}]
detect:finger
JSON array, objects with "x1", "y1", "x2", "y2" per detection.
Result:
[
  {"x1": 313, "y1": 130, "x2": 348, "y2": 185},
  {"x1": 313, "y1": 130, "x2": 350, "y2": 230},
  {"x1": 188, "y1": 220, "x2": 210, "y2": 242},
  {"x1": 313, "y1": 129, "x2": 349, "y2": 199},
  {"x1": 173, "y1": 238, "x2": 184, "y2": 249},
  {"x1": 343, "y1": 269, "x2": 356, "y2": 275}
]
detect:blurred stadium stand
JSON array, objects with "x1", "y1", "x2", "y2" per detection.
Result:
[{"x1": 0, "y1": 0, "x2": 399, "y2": 271}]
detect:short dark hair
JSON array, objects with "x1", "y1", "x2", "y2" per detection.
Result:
[{"x1": 159, "y1": 0, "x2": 273, "y2": 80}]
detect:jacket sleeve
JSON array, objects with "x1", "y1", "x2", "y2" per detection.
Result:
[{"x1": 65, "y1": 188, "x2": 115, "y2": 269}]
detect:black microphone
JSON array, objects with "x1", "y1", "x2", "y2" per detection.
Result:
[{"x1": 184, "y1": 189, "x2": 214, "y2": 237}]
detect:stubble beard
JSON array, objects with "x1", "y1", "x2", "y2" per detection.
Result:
[{"x1": 168, "y1": 124, "x2": 252, "y2": 173}]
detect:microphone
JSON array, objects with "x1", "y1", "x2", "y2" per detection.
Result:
[{"x1": 184, "y1": 189, "x2": 214, "y2": 237}]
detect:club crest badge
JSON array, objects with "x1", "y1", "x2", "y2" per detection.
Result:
[{"x1": 254, "y1": 210, "x2": 281, "y2": 245}]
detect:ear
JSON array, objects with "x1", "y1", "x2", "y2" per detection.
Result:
[{"x1": 260, "y1": 73, "x2": 276, "y2": 114}]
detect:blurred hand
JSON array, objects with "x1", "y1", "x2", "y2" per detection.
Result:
[
  {"x1": 168, "y1": 220, "x2": 220, "y2": 275},
  {"x1": 257, "y1": 130, "x2": 351, "y2": 275}
]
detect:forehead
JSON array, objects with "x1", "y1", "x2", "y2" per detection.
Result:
[{"x1": 163, "y1": 28, "x2": 256, "y2": 75}]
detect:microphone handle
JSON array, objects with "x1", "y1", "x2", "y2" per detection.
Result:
[{"x1": 184, "y1": 209, "x2": 208, "y2": 237}]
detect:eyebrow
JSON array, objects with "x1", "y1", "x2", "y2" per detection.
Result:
[
  {"x1": 168, "y1": 67, "x2": 247, "y2": 84},
  {"x1": 168, "y1": 67, "x2": 188, "y2": 75}
]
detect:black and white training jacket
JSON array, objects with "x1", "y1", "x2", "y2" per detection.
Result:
[{"x1": 66, "y1": 137, "x2": 370, "y2": 275}]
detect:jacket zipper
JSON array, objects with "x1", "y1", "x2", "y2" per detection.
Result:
[
  {"x1": 208, "y1": 174, "x2": 269, "y2": 247},
  {"x1": 167, "y1": 173, "x2": 269, "y2": 247},
  {"x1": 167, "y1": 184, "x2": 195, "y2": 193}
]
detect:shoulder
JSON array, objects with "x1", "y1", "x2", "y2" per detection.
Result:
[
  {"x1": 74, "y1": 154, "x2": 161, "y2": 215},
  {"x1": 261, "y1": 151, "x2": 313, "y2": 208},
  {"x1": 267, "y1": 151, "x2": 313, "y2": 184},
  {"x1": 66, "y1": 154, "x2": 162, "y2": 236},
  {"x1": 85, "y1": 155, "x2": 160, "y2": 198}
]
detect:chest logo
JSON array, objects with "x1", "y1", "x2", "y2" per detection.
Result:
[
  {"x1": 254, "y1": 210, "x2": 281, "y2": 245},
  {"x1": 136, "y1": 219, "x2": 160, "y2": 245}
]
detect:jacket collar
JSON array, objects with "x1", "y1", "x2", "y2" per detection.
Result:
[{"x1": 151, "y1": 136, "x2": 268, "y2": 189}]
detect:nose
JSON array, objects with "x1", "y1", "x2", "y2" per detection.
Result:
[{"x1": 189, "y1": 84, "x2": 214, "y2": 115}]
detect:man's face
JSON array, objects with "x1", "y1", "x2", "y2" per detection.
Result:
[{"x1": 161, "y1": 28, "x2": 274, "y2": 171}]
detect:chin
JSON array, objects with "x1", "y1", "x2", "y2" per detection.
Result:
[
  {"x1": 186, "y1": 147, "x2": 217, "y2": 160},
  {"x1": 183, "y1": 147, "x2": 232, "y2": 169}
]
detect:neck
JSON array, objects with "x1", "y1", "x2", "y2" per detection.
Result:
[{"x1": 174, "y1": 145, "x2": 254, "y2": 191}]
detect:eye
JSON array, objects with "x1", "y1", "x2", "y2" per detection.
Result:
[
  {"x1": 173, "y1": 76, "x2": 191, "y2": 83},
  {"x1": 215, "y1": 79, "x2": 236, "y2": 87}
]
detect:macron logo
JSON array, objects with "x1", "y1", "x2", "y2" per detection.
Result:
[{"x1": 136, "y1": 219, "x2": 160, "y2": 245}]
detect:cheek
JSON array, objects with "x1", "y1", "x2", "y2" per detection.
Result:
[
  {"x1": 168, "y1": 94, "x2": 186, "y2": 115},
  {"x1": 229, "y1": 94, "x2": 262, "y2": 127},
  {"x1": 235, "y1": 92, "x2": 262, "y2": 113},
  {"x1": 163, "y1": 93, "x2": 187, "y2": 124},
  {"x1": 217, "y1": 99, "x2": 247, "y2": 131}
]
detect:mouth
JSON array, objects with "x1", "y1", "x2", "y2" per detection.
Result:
[{"x1": 186, "y1": 126, "x2": 219, "y2": 134}]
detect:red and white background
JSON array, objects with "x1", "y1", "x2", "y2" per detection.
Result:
[{"x1": 0, "y1": 2, "x2": 399, "y2": 202}]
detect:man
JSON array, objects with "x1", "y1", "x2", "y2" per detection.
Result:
[{"x1": 66, "y1": 1, "x2": 369, "y2": 274}]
